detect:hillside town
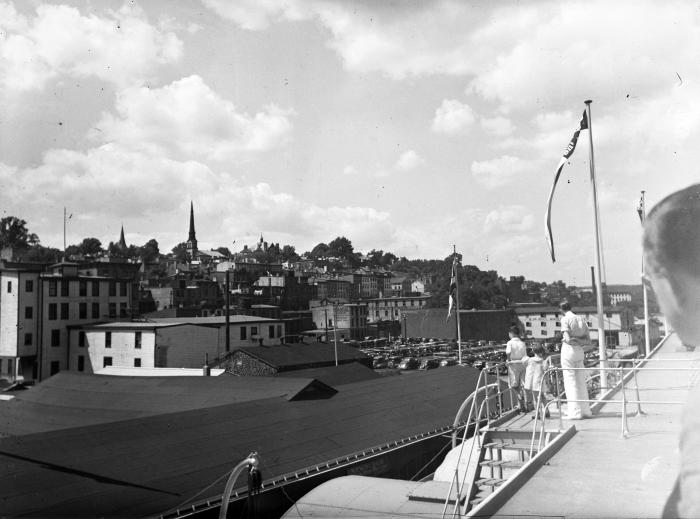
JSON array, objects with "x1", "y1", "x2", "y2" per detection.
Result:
[{"x1": 0, "y1": 206, "x2": 660, "y2": 384}]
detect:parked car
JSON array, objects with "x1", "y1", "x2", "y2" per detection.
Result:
[
  {"x1": 440, "y1": 358, "x2": 457, "y2": 367},
  {"x1": 419, "y1": 358, "x2": 439, "y2": 370},
  {"x1": 398, "y1": 357, "x2": 419, "y2": 370}
]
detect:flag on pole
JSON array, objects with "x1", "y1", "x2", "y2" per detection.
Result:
[
  {"x1": 447, "y1": 255, "x2": 457, "y2": 321},
  {"x1": 545, "y1": 110, "x2": 588, "y2": 262},
  {"x1": 636, "y1": 194, "x2": 644, "y2": 224}
]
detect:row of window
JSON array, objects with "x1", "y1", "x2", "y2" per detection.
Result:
[
  {"x1": 29, "y1": 302, "x2": 129, "y2": 321},
  {"x1": 373, "y1": 300, "x2": 424, "y2": 308},
  {"x1": 530, "y1": 312, "x2": 613, "y2": 319},
  {"x1": 239, "y1": 324, "x2": 282, "y2": 340},
  {"x1": 51, "y1": 355, "x2": 143, "y2": 376},
  {"x1": 525, "y1": 320, "x2": 593, "y2": 328},
  {"x1": 46, "y1": 279, "x2": 129, "y2": 297}
]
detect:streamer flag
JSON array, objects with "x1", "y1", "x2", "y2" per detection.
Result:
[{"x1": 545, "y1": 111, "x2": 588, "y2": 262}]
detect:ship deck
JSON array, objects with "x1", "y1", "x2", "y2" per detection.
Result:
[
  {"x1": 284, "y1": 333, "x2": 698, "y2": 518},
  {"x1": 490, "y1": 332, "x2": 693, "y2": 518}
]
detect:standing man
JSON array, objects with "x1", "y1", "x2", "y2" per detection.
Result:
[
  {"x1": 506, "y1": 325, "x2": 529, "y2": 413},
  {"x1": 643, "y1": 183, "x2": 700, "y2": 518},
  {"x1": 559, "y1": 301, "x2": 592, "y2": 420}
]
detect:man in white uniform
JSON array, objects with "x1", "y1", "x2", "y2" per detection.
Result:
[{"x1": 559, "y1": 301, "x2": 592, "y2": 420}]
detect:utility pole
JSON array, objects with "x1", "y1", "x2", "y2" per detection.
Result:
[
  {"x1": 333, "y1": 302, "x2": 339, "y2": 366},
  {"x1": 225, "y1": 269, "x2": 230, "y2": 352}
]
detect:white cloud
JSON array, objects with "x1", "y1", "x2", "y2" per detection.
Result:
[
  {"x1": 394, "y1": 150, "x2": 424, "y2": 171},
  {"x1": 96, "y1": 75, "x2": 294, "y2": 163},
  {"x1": 0, "y1": 2, "x2": 182, "y2": 91},
  {"x1": 484, "y1": 206, "x2": 534, "y2": 234},
  {"x1": 480, "y1": 116, "x2": 515, "y2": 137},
  {"x1": 471, "y1": 155, "x2": 535, "y2": 189},
  {"x1": 201, "y1": 0, "x2": 310, "y2": 31},
  {"x1": 342, "y1": 165, "x2": 358, "y2": 175},
  {"x1": 431, "y1": 99, "x2": 475, "y2": 135}
]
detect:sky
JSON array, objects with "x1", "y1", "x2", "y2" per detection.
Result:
[{"x1": 1, "y1": 0, "x2": 699, "y2": 285}]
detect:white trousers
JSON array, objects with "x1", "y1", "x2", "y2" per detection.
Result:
[{"x1": 560, "y1": 343, "x2": 591, "y2": 418}]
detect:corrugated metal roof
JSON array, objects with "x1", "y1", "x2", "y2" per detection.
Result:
[{"x1": 0, "y1": 366, "x2": 480, "y2": 518}]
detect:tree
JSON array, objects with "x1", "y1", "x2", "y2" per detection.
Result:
[
  {"x1": 328, "y1": 236, "x2": 354, "y2": 259},
  {"x1": 280, "y1": 245, "x2": 299, "y2": 262},
  {"x1": 171, "y1": 242, "x2": 189, "y2": 262},
  {"x1": 309, "y1": 242, "x2": 330, "y2": 259},
  {"x1": 139, "y1": 239, "x2": 160, "y2": 263},
  {"x1": 215, "y1": 246, "x2": 231, "y2": 258},
  {"x1": 77, "y1": 237, "x2": 103, "y2": 257},
  {"x1": 0, "y1": 216, "x2": 38, "y2": 250},
  {"x1": 23, "y1": 245, "x2": 62, "y2": 263}
]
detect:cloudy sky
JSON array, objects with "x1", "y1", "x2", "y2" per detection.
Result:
[{"x1": 1, "y1": 0, "x2": 698, "y2": 285}]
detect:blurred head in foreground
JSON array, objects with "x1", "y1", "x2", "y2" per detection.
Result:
[{"x1": 643, "y1": 183, "x2": 700, "y2": 345}]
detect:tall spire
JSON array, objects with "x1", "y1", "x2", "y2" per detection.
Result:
[
  {"x1": 118, "y1": 224, "x2": 127, "y2": 249},
  {"x1": 188, "y1": 201, "x2": 196, "y2": 242},
  {"x1": 186, "y1": 201, "x2": 198, "y2": 260}
]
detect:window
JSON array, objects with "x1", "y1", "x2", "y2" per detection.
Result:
[
  {"x1": 49, "y1": 280, "x2": 57, "y2": 296},
  {"x1": 540, "y1": 321, "x2": 546, "y2": 327},
  {"x1": 7, "y1": 358, "x2": 13, "y2": 376},
  {"x1": 120, "y1": 282, "x2": 127, "y2": 297},
  {"x1": 606, "y1": 312, "x2": 613, "y2": 318},
  {"x1": 79, "y1": 280, "x2": 87, "y2": 296},
  {"x1": 92, "y1": 281, "x2": 99, "y2": 296},
  {"x1": 78, "y1": 331, "x2": 85, "y2": 347},
  {"x1": 48, "y1": 303, "x2": 57, "y2": 320},
  {"x1": 277, "y1": 325, "x2": 282, "y2": 338},
  {"x1": 108, "y1": 303, "x2": 116, "y2": 317},
  {"x1": 51, "y1": 329, "x2": 60, "y2": 347},
  {"x1": 25, "y1": 306, "x2": 33, "y2": 319},
  {"x1": 6, "y1": 281, "x2": 11, "y2": 293},
  {"x1": 79, "y1": 303, "x2": 87, "y2": 319},
  {"x1": 269, "y1": 325, "x2": 275, "y2": 338},
  {"x1": 540, "y1": 313, "x2": 546, "y2": 318},
  {"x1": 541, "y1": 330, "x2": 547, "y2": 336},
  {"x1": 526, "y1": 330, "x2": 533, "y2": 336},
  {"x1": 24, "y1": 333, "x2": 32, "y2": 346},
  {"x1": 61, "y1": 280, "x2": 69, "y2": 297},
  {"x1": 240, "y1": 327, "x2": 247, "y2": 340},
  {"x1": 92, "y1": 302, "x2": 100, "y2": 318},
  {"x1": 60, "y1": 302, "x2": 69, "y2": 320},
  {"x1": 120, "y1": 302, "x2": 127, "y2": 317},
  {"x1": 50, "y1": 361, "x2": 60, "y2": 375},
  {"x1": 526, "y1": 322, "x2": 532, "y2": 327},
  {"x1": 134, "y1": 358, "x2": 141, "y2": 367},
  {"x1": 251, "y1": 326, "x2": 258, "y2": 336},
  {"x1": 555, "y1": 322, "x2": 561, "y2": 327},
  {"x1": 135, "y1": 331, "x2": 142, "y2": 349},
  {"x1": 77, "y1": 356, "x2": 85, "y2": 372},
  {"x1": 25, "y1": 279, "x2": 33, "y2": 292},
  {"x1": 109, "y1": 281, "x2": 116, "y2": 296},
  {"x1": 105, "y1": 332, "x2": 112, "y2": 348},
  {"x1": 103, "y1": 356, "x2": 112, "y2": 368},
  {"x1": 587, "y1": 321, "x2": 592, "y2": 327}
]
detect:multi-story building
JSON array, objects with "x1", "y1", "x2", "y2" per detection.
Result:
[
  {"x1": 68, "y1": 315, "x2": 285, "y2": 373},
  {"x1": 513, "y1": 305, "x2": 635, "y2": 346},
  {"x1": 609, "y1": 292, "x2": 633, "y2": 305},
  {"x1": 365, "y1": 295, "x2": 431, "y2": 323},
  {"x1": 309, "y1": 301, "x2": 369, "y2": 340},
  {"x1": 0, "y1": 260, "x2": 138, "y2": 382}
]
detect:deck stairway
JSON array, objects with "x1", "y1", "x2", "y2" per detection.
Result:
[{"x1": 467, "y1": 428, "x2": 543, "y2": 510}]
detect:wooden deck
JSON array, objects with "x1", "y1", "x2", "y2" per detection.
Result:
[{"x1": 489, "y1": 333, "x2": 696, "y2": 518}]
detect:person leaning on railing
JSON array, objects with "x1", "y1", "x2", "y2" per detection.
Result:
[{"x1": 643, "y1": 183, "x2": 700, "y2": 519}]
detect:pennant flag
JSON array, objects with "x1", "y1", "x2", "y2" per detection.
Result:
[
  {"x1": 447, "y1": 255, "x2": 458, "y2": 321},
  {"x1": 636, "y1": 195, "x2": 644, "y2": 224},
  {"x1": 545, "y1": 110, "x2": 588, "y2": 262}
]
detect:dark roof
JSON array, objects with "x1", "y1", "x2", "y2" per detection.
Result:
[
  {"x1": 0, "y1": 372, "x2": 333, "y2": 436},
  {"x1": 274, "y1": 361, "x2": 379, "y2": 386},
  {"x1": 238, "y1": 343, "x2": 370, "y2": 369},
  {"x1": 0, "y1": 366, "x2": 480, "y2": 517}
]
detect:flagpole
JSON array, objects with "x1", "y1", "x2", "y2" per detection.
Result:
[
  {"x1": 640, "y1": 190, "x2": 650, "y2": 356},
  {"x1": 454, "y1": 245, "x2": 462, "y2": 365},
  {"x1": 63, "y1": 207, "x2": 67, "y2": 261},
  {"x1": 584, "y1": 100, "x2": 608, "y2": 388}
]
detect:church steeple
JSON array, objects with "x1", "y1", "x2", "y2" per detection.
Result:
[
  {"x1": 118, "y1": 224, "x2": 127, "y2": 249},
  {"x1": 186, "y1": 201, "x2": 198, "y2": 260}
]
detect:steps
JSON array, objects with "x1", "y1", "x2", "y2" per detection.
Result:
[{"x1": 465, "y1": 429, "x2": 539, "y2": 511}]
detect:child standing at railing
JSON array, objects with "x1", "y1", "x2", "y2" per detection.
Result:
[{"x1": 521, "y1": 344, "x2": 551, "y2": 419}]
